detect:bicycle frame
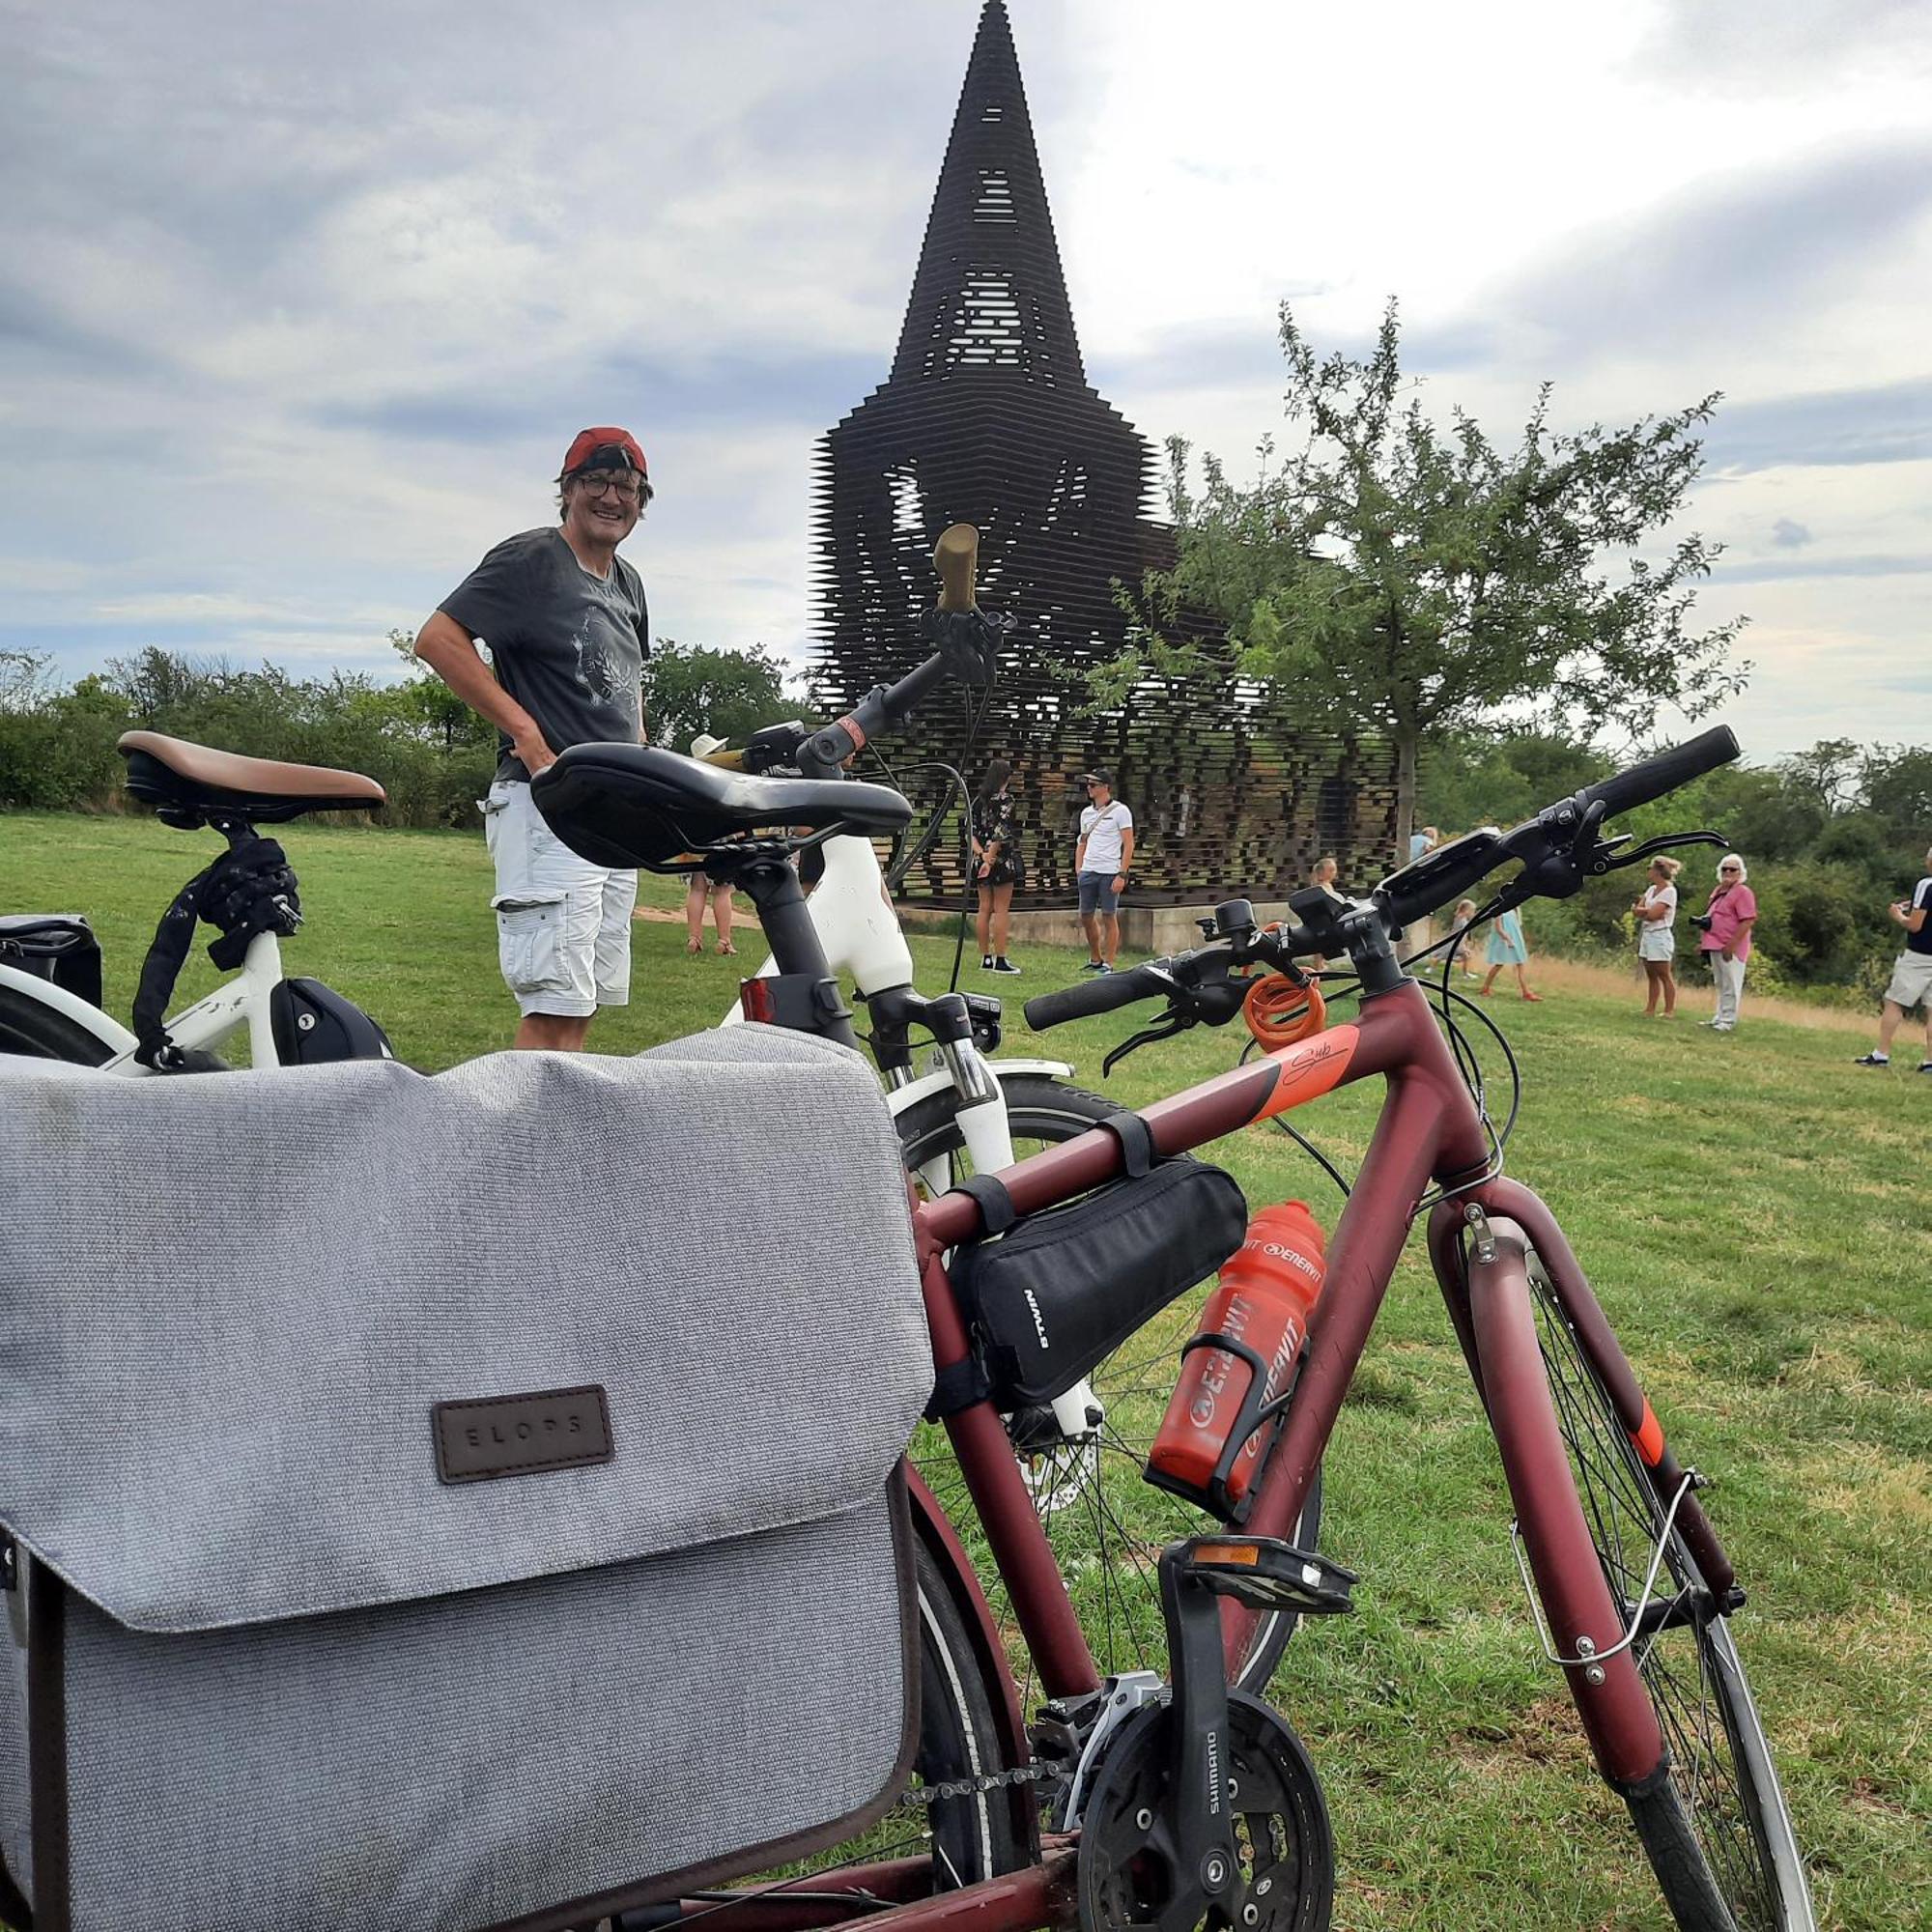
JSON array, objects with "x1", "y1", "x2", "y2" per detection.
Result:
[
  {"x1": 0, "y1": 931, "x2": 290, "y2": 1072},
  {"x1": 917, "y1": 973, "x2": 1737, "y2": 1792},
  {"x1": 720, "y1": 830, "x2": 1071, "y2": 1160}
]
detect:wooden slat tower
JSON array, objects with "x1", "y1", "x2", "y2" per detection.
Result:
[{"x1": 810, "y1": 0, "x2": 1396, "y2": 906}]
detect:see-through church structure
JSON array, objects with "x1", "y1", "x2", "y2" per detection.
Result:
[{"x1": 810, "y1": 0, "x2": 1396, "y2": 906}]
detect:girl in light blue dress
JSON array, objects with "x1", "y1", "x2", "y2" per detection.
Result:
[{"x1": 1480, "y1": 907, "x2": 1542, "y2": 1000}]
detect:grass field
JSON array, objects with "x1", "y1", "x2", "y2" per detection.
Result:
[{"x1": 3, "y1": 810, "x2": 1928, "y2": 1930}]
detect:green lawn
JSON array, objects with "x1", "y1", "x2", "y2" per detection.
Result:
[{"x1": 3, "y1": 810, "x2": 1926, "y2": 1930}]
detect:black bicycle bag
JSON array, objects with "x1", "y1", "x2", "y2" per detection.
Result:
[
  {"x1": 950, "y1": 1155, "x2": 1248, "y2": 1409},
  {"x1": 0, "y1": 915, "x2": 103, "y2": 1009}
]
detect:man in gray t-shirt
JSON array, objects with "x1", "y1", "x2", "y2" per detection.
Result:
[{"x1": 414, "y1": 427, "x2": 653, "y2": 1051}]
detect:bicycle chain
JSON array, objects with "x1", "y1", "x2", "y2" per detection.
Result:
[{"x1": 898, "y1": 1762, "x2": 1063, "y2": 1807}]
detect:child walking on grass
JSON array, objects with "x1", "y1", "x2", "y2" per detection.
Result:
[{"x1": 1480, "y1": 906, "x2": 1542, "y2": 1001}]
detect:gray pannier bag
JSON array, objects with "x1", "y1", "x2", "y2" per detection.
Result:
[{"x1": 0, "y1": 1028, "x2": 934, "y2": 1932}]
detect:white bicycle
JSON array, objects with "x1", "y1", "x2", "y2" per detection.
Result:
[
  {"x1": 0, "y1": 733, "x2": 392, "y2": 1072},
  {"x1": 629, "y1": 524, "x2": 1318, "y2": 1690}
]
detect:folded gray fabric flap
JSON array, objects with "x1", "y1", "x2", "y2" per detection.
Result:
[{"x1": 0, "y1": 1027, "x2": 932, "y2": 1634}]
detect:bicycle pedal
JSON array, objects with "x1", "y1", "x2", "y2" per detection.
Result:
[{"x1": 1179, "y1": 1535, "x2": 1357, "y2": 1614}]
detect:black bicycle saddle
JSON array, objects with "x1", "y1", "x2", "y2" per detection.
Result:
[{"x1": 532, "y1": 743, "x2": 914, "y2": 869}]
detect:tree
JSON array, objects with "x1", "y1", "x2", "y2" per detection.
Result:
[
  {"x1": 382, "y1": 628, "x2": 496, "y2": 754},
  {"x1": 639, "y1": 640, "x2": 793, "y2": 752},
  {"x1": 1108, "y1": 300, "x2": 1749, "y2": 851}
]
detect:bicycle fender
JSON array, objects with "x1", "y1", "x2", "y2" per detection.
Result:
[
  {"x1": 0, "y1": 961, "x2": 137, "y2": 1055},
  {"x1": 886, "y1": 1059, "x2": 1075, "y2": 1116}
]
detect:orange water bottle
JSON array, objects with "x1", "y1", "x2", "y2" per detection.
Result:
[{"x1": 1147, "y1": 1201, "x2": 1327, "y2": 1516}]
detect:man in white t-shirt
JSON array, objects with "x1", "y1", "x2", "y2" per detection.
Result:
[
  {"x1": 1854, "y1": 842, "x2": 1932, "y2": 1073},
  {"x1": 1074, "y1": 769, "x2": 1135, "y2": 973}
]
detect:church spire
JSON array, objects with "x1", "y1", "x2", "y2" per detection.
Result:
[{"x1": 890, "y1": 1, "x2": 1085, "y2": 386}]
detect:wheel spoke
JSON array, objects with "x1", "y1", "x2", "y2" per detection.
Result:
[{"x1": 1526, "y1": 1263, "x2": 1797, "y2": 1930}]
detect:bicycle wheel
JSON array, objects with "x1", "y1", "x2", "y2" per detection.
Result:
[
  {"x1": 911, "y1": 1536, "x2": 1029, "y2": 1888},
  {"x1": 895, "y1": 1073, "x2": 1321, "y2": 1698},
  {"x1": 1482, "y1": 1241, "x2": 1811, "y2": 1932},
  {"x1": 0, "y1": 982, "x2": 115, "y2": 1064},
  {"x1": 684, "y1": 1535, "x2": 1026, "y2": 1918}
]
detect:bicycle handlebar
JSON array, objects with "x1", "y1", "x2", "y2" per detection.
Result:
[
  {"x1": 791, "y1": 526, "x2": 997, "y2": 778},
  {"x1": 1025, "y1": 725, "x2": 1745, "y2": 1036},
  {"x1": 1023, "y1": 962, "x2": 1171, "y2": 1031},
  {"x1": 1572, "y1": 724, "x2": 1739, "y2": 822},
  {"x1": 934, "y1": 523, "x2": 979, "y2": 612}
]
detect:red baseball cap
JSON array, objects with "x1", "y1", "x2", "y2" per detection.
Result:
[{"x1": 559, "y1": 427, "x2": 648, "y2": 478}]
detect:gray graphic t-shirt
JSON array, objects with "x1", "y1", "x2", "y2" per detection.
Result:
[{"x1": 440, "y1": 527, "x2": 649, "y2": 781}]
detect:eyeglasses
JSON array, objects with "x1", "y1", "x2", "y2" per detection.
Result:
[
  {"x1": 575, "y1": 472, "x2": 643, "y2": 501},
  {"x1": 1719, "y1": 866, "x2": 1742, "y2": 874}
]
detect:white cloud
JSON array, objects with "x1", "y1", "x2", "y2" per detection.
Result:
[{"x1": 1, "y1": 0, "x2": 1927, "y2": 760}]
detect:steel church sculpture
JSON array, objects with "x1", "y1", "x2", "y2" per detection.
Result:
[{"x1": 810, "y1": 0, "x2": 1397, "y2": 908}]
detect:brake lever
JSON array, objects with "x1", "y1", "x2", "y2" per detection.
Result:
[
  {"x1": 1102, "y1": 1011, "x2": 1194, "y2": 1077},
  {"x1": 1592, "y1": 828, "x2": 1729, "y2": 874}
]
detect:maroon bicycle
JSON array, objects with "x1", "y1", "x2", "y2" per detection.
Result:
[
  {"x1": 539, "y1": 554, "x2": 1807, "y2": 1927},
  {"x1": 942, "y1": 724, "x2": 1809, "y2": 1931}
]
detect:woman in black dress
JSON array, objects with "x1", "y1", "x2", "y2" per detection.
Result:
[{"x1": 971, "y1": 757, "x2": 1023, "y2": 975}]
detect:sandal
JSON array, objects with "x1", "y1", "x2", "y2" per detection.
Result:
[
  {"x1": 1520, "y1": 990, "x2": 1543, "y2": 1003},
  {"x1": 686, "y1": 937, "x2": 703, "y2": 955},
  {"x1": 717, "y1": 941, "x2": 737, "y2": 956}
]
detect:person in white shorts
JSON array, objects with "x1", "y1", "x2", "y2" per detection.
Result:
[
  {"x1": 1853, "y1": 842, "x2": 1932, "y2": 1073},
  {"x1": 414, "y1": 427, "x2": 652, "y2": 1050},
  {"x1": 1633, "y1": 854, "x2": 1683, "y2": 1017}
]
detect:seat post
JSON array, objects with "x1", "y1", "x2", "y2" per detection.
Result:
[{"x1": 734, "y1": 856, "x2": 859, "y2": 1050}]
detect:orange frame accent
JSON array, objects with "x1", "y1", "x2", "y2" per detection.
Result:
[{"x1": 1253, "y1": 1025, "x2": 1360, "y2": 1122}]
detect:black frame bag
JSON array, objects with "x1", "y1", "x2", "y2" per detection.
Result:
[{"x1": 949, "y1": 1151, "x2": 1248, "y2": 1410}]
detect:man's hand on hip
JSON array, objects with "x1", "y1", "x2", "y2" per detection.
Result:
[{"x1": 514, "y1": 727, "x2": 559, "y2": 776}]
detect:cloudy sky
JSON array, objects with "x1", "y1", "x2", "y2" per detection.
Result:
[{"x1": 4, "y1": 0, "x2": 1928, "y2": 763}]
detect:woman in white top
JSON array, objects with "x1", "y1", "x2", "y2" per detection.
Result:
[{"x1": 1634, "y1": 854, "x2": 1683, "y2": 1017}]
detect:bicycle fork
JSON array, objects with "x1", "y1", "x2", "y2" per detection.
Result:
[{"x1": 1434, "y1": 1192, "x2": 1737, "y2": 1795}]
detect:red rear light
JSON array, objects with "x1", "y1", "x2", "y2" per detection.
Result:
[{"x1": 739, "y1": 979, "x2": 776, "y2": 1024}]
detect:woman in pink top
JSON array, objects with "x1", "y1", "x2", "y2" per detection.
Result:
[{"x1": 1697, "y1": 852, "x2": 1757, "y2": 1033}]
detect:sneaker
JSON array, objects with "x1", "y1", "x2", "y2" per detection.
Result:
[
  {"x1": 1918, "y1": 1063, "x2": 1932, "y2": 1075},
  {"x1": 1712, "y1": 1023, "x2": 1734, "y2": 1033},
  {"x1": 1696, "y1": 1017, "x2": 1719, "y2": 1027},
  {"x1": 1853, "y1": 1052, "x2": 1889, "y2": 1066},
  {"x1": 992, "y1": 957, "x2": 1022, "y2": 976},
  {"x1": 1082, "y1": 959, "x2": 1105, "y2": 973},
  {"x1": 1095, "y1": 963, "x2": 1115, "y2": 975},
  {"x1": 980, "y1": 954, "x2": 995, "y2": 971}
]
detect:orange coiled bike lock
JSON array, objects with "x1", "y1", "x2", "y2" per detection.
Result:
[{"x1": 1242, "y1": 969, "x2": 1327, "y2": 1049}]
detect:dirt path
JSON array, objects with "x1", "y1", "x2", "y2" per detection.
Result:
[{"x1": 1526, "y1": 953, "x2": 1872, "y2": 1034}]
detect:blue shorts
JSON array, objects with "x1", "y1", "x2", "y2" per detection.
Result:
[{"x1": 1077, "y1": 870, "x2": 1121, "y2": 918}]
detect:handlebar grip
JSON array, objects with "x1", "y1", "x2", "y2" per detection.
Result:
[
  {"x1": 1576, "y1": 726, "x2": 1741, "y2": 819},
  {"x1": 934, "y1": 524, "x2": 980, "y2": 612},
  {"x1": 1024, "y1": 962, "x2": 1168, "y2": 1031}
]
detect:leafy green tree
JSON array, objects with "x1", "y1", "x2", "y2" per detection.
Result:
[
  {"x1": 1108, "y1": 300, "x2": 1748, "y2": 852},
  {"x1": 639, "y1": 640, "x2": 793, "y2": 751},
  {"x1": 1418, "y1": 726, "x2": 1611, "y2": 836},
  {"x1": 381, "y1": 629, "x2": 497, "y2": 754},
  {"x1": 1860, "y1": 745, "x2": 1932, "y2": 853}
]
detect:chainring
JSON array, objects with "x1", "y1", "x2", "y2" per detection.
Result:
[{"x1": 1076, "y1": 1691, "x2": 1333, "y2": 1932}]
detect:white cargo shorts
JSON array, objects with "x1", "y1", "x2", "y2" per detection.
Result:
[
  {"x1": 480, "y1": 780, "x2": 638, "y2": 1017},
  {"x1": 1882, "y1": 950, "x2": 1932, "y2": 1011}
]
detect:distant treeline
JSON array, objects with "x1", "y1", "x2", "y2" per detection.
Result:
[
  {"x1": 4, "y1": 647, "x2": 1925, "y2": 993},
  {"x1": 0, "y1": 638, "x2": 795, "y2": 832}
]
